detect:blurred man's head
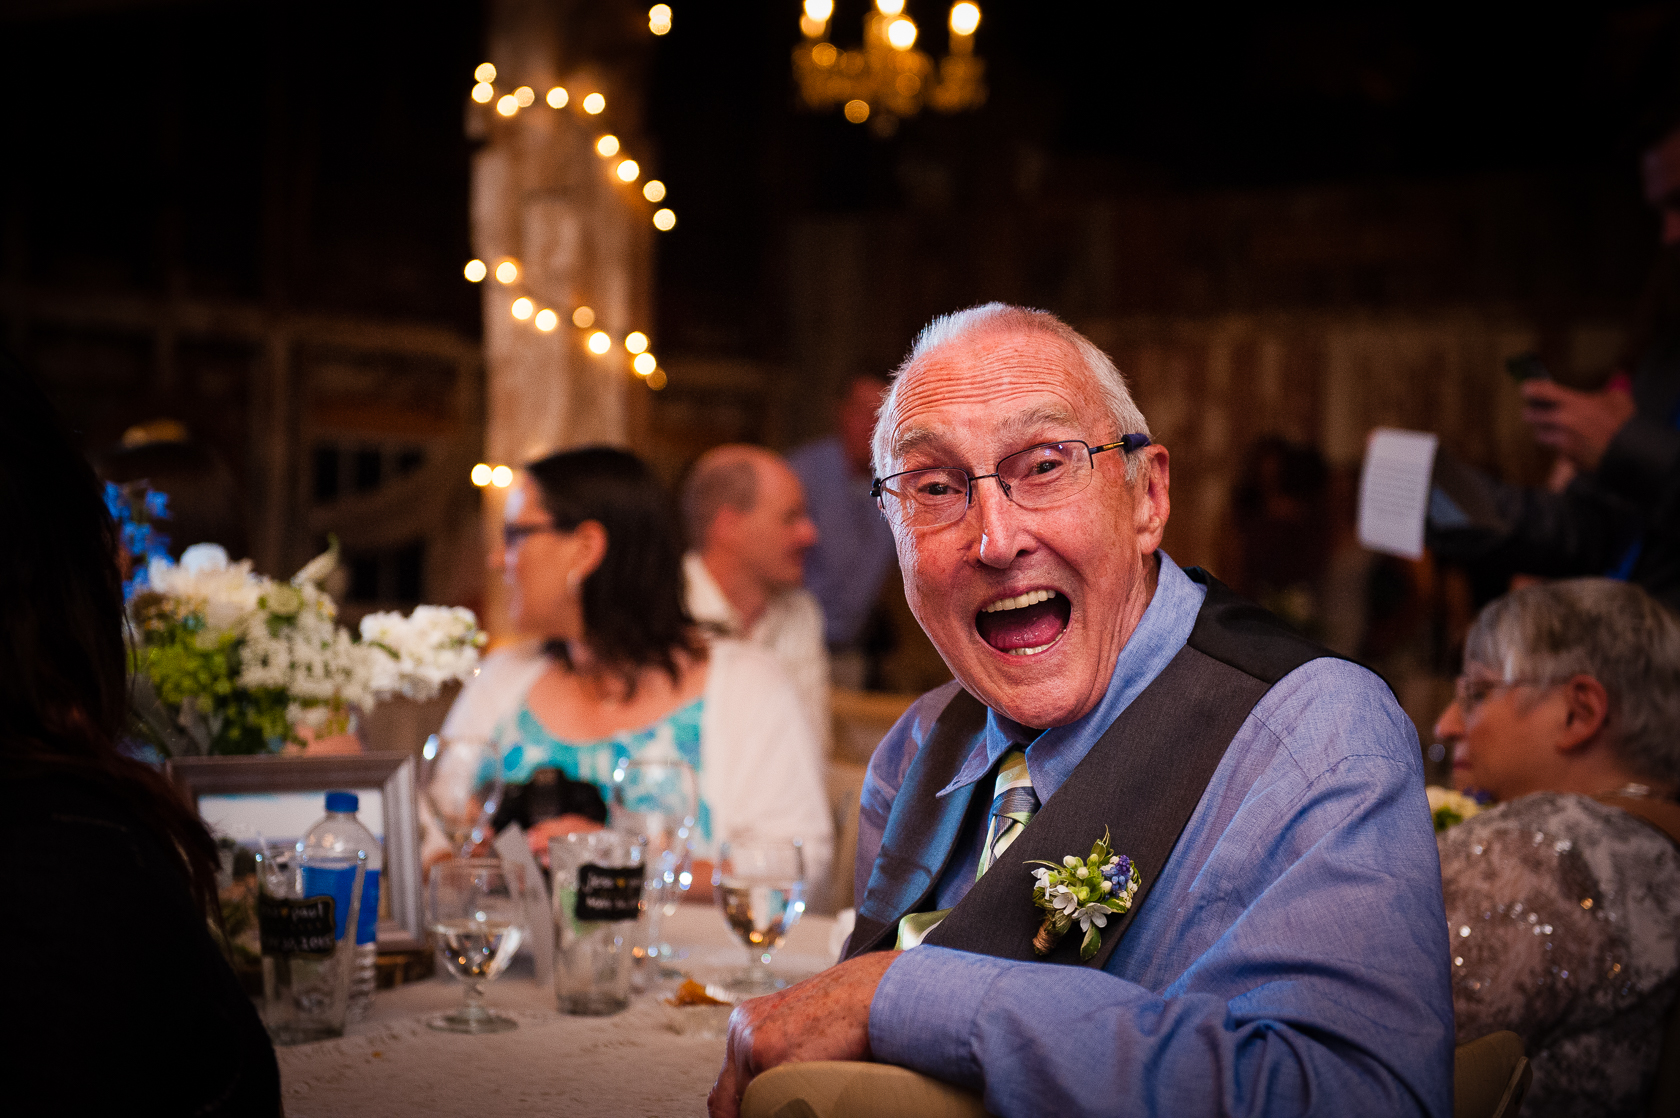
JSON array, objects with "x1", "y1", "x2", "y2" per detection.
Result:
[
  {"x1": 1644, "y1": 125, "x2": 1680, "y2": 245},
  {"x1": 837, "y1": 375, "x2": 889, "y2": 475},
  {"x1": 870, "y1": 304, "x2": 1169, "y2": 729},
  {"x1": 684, "y1": 445, "x2": 817, "y2": 594},
  {"x1": 1435, "y1": 579, "x2": 1680, "y2": 801}
]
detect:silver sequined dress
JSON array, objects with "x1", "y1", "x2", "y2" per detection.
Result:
[{"x1": 1439, "y1": 792, "x2": 1680, "y2": 1117}]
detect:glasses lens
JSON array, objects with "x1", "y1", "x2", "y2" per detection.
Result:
[
  {"x1": 881, "y1": 468, "x2": 970, "y2": 527},
  {"x1": 998, "y1": 442, "x2": 1090, "y2": 508}
]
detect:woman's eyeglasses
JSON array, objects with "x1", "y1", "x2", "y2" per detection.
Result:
[{"x1": 502, "y1": 523, "x2": 559, "y2": 549}]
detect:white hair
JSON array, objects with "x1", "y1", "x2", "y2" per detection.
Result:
[{"x1": 870, "y1": 303, "x2": 1151, "y2": 481}]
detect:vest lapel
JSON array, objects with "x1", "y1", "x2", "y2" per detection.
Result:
[{"x1": 844, "y1": 690, "x2": 990, "y2": 959}]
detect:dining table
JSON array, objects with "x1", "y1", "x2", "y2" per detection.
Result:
[{"x1": 277, "y1": 904, "x2": 843, "y2": 1118}]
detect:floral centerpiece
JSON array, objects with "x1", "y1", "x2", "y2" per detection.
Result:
[
  {"x1": 128, "y1": 541, "x2": 485, "y2": 756},
  {"x1": 1426, "y1": 786, "x2": 1484, "y2": 833}
]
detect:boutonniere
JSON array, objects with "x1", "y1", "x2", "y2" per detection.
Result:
[{"x1": 1028, "y1": 828, "x2": 1141, "y2": 961}]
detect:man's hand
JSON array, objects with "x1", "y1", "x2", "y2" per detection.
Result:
[
  {"x1": 1520, "y1": 379, "x2": 1636, "y2": 472},
  {"x1": 707, "y1": 950, "x2": 901, "y2": 1118}
]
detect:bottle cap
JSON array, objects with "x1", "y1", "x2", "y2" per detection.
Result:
[{"x1": 325, "y1": 791, "x2": 358, "y2": 814}]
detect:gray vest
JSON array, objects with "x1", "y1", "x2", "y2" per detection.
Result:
[{"x1": 843, "y1": 569, "x2": 1339, "y2": 971}]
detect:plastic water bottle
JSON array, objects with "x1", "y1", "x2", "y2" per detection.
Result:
[{"x1": 300, "y1": 791, "x2": 381, "y2": 1022}]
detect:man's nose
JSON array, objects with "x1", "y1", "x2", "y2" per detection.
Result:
[{"x1": 969, "y1": 476, "x2": 1029, "y2": 569}]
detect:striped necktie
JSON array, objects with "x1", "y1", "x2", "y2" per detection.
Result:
[{"x1": 897, "y1": 748, "x2": 1039, "y2": 949}]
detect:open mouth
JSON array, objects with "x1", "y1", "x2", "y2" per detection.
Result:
[{"x1": 975, "y1": 589, "x2": 1072, "y2": 656}]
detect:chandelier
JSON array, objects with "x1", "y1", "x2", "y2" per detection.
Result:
[{"x1": 792, "y1": 0, "x2": 985, "y2": 133}]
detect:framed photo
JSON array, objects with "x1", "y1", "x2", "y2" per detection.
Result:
[{"x1": 166, "y1": 752, "x2": 421, "y2": 947}]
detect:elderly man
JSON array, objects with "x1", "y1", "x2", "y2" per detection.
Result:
[
  {"x1": 683, "y1": 444, "x2": 828, "y2": 747},
  {"x1": 709, "y1": 305, "x2": 1453, "y2": 1117}
]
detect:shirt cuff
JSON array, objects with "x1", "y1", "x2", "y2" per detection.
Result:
[{"x1": 868, "y1": 945, "x2": 1012, "y2": 1088}]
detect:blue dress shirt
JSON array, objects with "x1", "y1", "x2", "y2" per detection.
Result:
[
  {"x1": 857, "y1": 553, "x2": 1454, "y2": 1117},
  {"x1": 788, "y1": 436, "x2": 898, "y2": 648}
]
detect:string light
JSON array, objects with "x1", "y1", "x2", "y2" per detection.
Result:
[
  {"x1": 582, "y1": 92, "x2": 606, "y2": 114},
  {"x1": 490, "y1": 465, "x2": 514, "y2": 488},
  {"x1": 475, "y1": 62, "x2": 497, "y2": 83},
  {"x1": 805, "y1": 0, "x2": 834, "y2": 19},
  {"x1": 587, "y1": 331, "x2": 612, "y2": 354},
  {"x1": 648, "y1": 4, "x2": 672, "y2": 34},
  {"x1": 886, "y1": 17, "x2": 917, "y2": 49},
  {"x1": 844, "y1": 99, "x2": 869, "y2": 123},
  {"x1": 496, "y1": 94, "x2": 519, "y2": 117},
  {"x1": 646, "y1": 369, "x2": 667, "y2": 390},
  {"x1": 643, "y1": 180, "x2": 666, "y2": 202},
  {"x1": 633, "y1": 352, "x2": 657, "y2": 376},
  {"x1": 572, "y1": 306, "x2": 596, "y2": 328},
  {"x1": 876, "y1": 0, "x2": 904, "y2": 14},
  {"x1": 495, "y1": 260, "x2": 519, "y2": 284},
  {"x1": 950, "y1": 2, "x2": 980, "y2": 36},
  {"x1": 624, "y1": 331, "x2": 649, "y2": 354},
  {"x1": 511, "y1": 297, "x2": 534, "y2": 320},
  {"x1": 616, "y1": 159, "x2": 640, "y2": 182},
  {"x1": 513, "y1": 86, "x2": 535, "y2": 107},
  {"x1": 596, "y1": 135, "x2": 620, "y2": 157},
  {"x1": 471, "y1": 463, "x2": 493, "y2": 486},
  {"x1": 471, "y1": 82, "x2": 494, "y2": 104},
  {"x1": 546, "y1": 86, "x2": 568, "y2": 108},
  {"x1": 463, "y1": 259, "x2": 488, "y2": 282},
  {"x1": 534, "y1": 308, "x2": 559, "y2": 332},
  {"x1": 652, "y1": 208, "x2": 677, "y2": 231}
]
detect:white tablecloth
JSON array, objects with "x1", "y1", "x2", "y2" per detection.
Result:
[{"x1": 278, "y1": 905, "x2": 839, "y2": 1118}]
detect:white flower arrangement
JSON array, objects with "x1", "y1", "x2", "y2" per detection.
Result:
[{"x1": 1426, "y1": 786, "x2": 1484, "y2": 832}]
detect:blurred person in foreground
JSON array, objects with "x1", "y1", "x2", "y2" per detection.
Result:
[
  {"x1": 442, "y1": 447, "x2": 831, "y2": 891},
  {"x1": 681, "y1": 444, "x2": 828, "y2": 753},
  {"x1": 709, "y1": 305, "x2": 1450, "y2": 1117},
  {"x1": 0, "y1": 354, "x2": 279, "y2": 1114},
  {"x1": 788, "y1": 375, "x2": 898, "y2": 686},
  {"x1": 1433, "y1": 578, "x2": 1680, "y2": 1117}
]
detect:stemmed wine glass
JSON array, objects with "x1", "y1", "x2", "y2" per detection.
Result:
[
  {"x1": 422, "y1": 735, "x2": 504, "y2": 856},
  {"x1": 610, "y1": 757, "x2": 698, "y2": 971},
  {"x1": 427, "y1": 859, "x2": 528, "y2": 1034},
  {"x1": 714, "y1": 838, "x2": 806, "y2": 994}
]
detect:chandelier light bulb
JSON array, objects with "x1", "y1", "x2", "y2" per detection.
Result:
[
  {"x1": 648, "y1": 4, "x2": 673, "y2": 35},
  {"x1": 582, "y1": 92, "x2": 606, "y2": 114},
  {"x1": 875, "y1": 0, "x2": 904, "y2": 15},
  {"x1": 495, "y1": 260, "x2": 519, "y2": 284},
  {"x1": 572, "y1": 306, "x2": 596, "y2": 328},
  {"x1": 511, "y1": 297, "x2": 534, "y2": 320},
  {"x1": 534, "y1": 308, "x2": 559, "y2": 332},
  {"x1": 513, "y1": 85, "x2": 535, "y2": 107},
  {"x1": 805, "y1": 0, "x2": 834, "y2": 20},
  {"x1": 596, "y1": 134, "x2": 620, "y2": 157},
  {"x1": 633, "y1": 352, "x2": 658, "y2": 376},
  {"x1": 496, "y1": 94, "x2": 519, "y2": 117},
  {"x1": 616, "y1": 159, "x2": 640, "y2": 182},
  {"x1": 844, "y1": 99, "x2": 870, "y2": 124},
  {"x1": 471, "y1": 463, "x2": 493, "y2": 487},
  {"x1": 475, "y1": 62, "x2": 497, "y2": 83},
  {"x1": 886, "y1": 17, "x2": 917, "y2": 50},
  {"x1": 490, "y1": 465, "x2": 514, "y2": 488},
  {"x1": 950, "y1": 2, "x2": 980, "y2": 36},
  {"x1": 642, "y1": 179, "x2": 667, "y2": 202},
  {"x1": 546, "y1": 86, "x2": 569, "y2": 109},
  {"x1": 652, "y1": 208, "x2": 677, "y2": 231},
  {"x1": 624, "y1": 331, "x2": 649, "y2": 354},
  {"x1": 587, "y1": 331, "x2": 612, "y2": 354},
  {"x1": 471, "y1": 82, "x2": 494, "y2": 104},
  {"x1": 463, "y1": 259, "x2": 488, "y2": 283}
]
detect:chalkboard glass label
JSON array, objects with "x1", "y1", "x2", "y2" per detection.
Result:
[
  {"x1": 259, "y1": 893, "x2": 339, "y2": 956},
  {"x1": 574, "y1": 863, "x2": 645, "y2": 922}
]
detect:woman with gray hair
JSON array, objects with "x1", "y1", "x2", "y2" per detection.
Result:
[{"x1": 1433, "y1": 578, "x2": 1680, "y2": 1117}]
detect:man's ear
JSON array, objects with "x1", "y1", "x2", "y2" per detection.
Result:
[
  {"x1": 1556, "y1": 674, "x2": 1611, "y2": 754},
  {"x1": 1132, "y1": 444, "x2": 1171, "y2": 556}
]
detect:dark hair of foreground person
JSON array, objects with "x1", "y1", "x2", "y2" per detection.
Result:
[{"x1": 0, "y1": 350, "x2": 280, "y2": 1116}]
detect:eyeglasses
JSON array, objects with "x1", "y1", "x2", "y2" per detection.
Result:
[
  {"x1": 502, "y1": 522, "x2": 559, "y2": 549},
  {"x1": 871, "y1": 436, "x2": 1151, "y2": 529},
  {"x1": 1453, "y1": 675, "x2": 1551, "y2": 715}
]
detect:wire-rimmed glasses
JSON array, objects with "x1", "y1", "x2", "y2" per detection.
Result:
[{"x1": 871, "y1": 435, "x2": 1151, "y2": 529}]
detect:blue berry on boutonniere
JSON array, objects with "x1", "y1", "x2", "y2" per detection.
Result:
[{"x1": 1027, "y1": 828, "x2": 1142, "y2": 961}]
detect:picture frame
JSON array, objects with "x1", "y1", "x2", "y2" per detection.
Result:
[{"x1": 166, "y1": 752, "x2": 422, "y2": 948}]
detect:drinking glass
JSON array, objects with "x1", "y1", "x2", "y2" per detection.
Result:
[
  {"x1": 610, "y1": 758, "x2": 698, "y2": 970},
  {"x1": 427, "y1": 859, "x2": 528, "y2": 1034},
  {"x1": 255, "y1": 849, "x2": 366, "y2": 1045},
  {"x1": 551, "y1": 831, "x2": 647, "y2": 1015},
  {"x1": 715, "y1": 838, "x2": 806, "y2": 994},
  {"x1": 422, "y1": 735, "x2": 505, "y2": 857}
]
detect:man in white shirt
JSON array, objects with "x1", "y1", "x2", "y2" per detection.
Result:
[{"x1": 682, "y1": 444, "x2": 830, "y2": 750}]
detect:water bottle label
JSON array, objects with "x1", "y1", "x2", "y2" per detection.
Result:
[
  {"x1": 300, "y1": 865, "x2": 380, "y2": 944},
  {"x1": 258, "y1": 894, "x2": 337, "y2": 956},
  {"x1": 574, "y1": 863, "x2": 644, "y2": 922}
]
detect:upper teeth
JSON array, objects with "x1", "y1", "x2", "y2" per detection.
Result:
[{"x1": 982, "y1": 589, "x2": 1058, "y2": 613}]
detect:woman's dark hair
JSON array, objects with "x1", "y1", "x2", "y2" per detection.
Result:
[
  {"x1": 524, "y1": 445, "x2": 704, "y2": 692},
  {"x1": 0, "y1": 351, "x2": 220, "y2": 914}
]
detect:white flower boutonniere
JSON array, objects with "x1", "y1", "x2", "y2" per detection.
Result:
[{"x1": 1028, "y1": 828, "x2": 1142, "y2": 961}]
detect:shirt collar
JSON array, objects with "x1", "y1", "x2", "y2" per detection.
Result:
[
  {"x1": 938, "y1": 551, "x2": 1207, "y2": 799},
  {"x1": 683, "y1": 552, "x2": 742, "y2": 635}
]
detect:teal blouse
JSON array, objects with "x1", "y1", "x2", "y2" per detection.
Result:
[{"x1": 494, "y1": 697, "x2": 711, "y2": 841}]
